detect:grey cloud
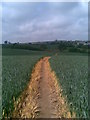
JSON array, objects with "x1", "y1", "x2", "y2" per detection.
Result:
[{"x1": 2, "y1": 2, "x2": 88, "y2": 43}]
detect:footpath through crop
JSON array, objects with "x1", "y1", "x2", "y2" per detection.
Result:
[{"x1": 12, "y1": 57, "x2": 75, "y2": 118}]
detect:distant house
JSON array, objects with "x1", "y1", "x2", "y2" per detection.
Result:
[{"x1": 76, "y1": 41, "x2": 89, "y2": 46}]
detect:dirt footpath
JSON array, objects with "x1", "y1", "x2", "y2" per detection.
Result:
[{"x1": 12, "y1": 57, "x2": 75, "y2": 118}]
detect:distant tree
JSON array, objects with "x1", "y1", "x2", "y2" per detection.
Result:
[
  {"x1": 29, "y1": 42, "x2": 32, "y2": 44},
  {"x1": 55, "y1": 39, "x2": 58, "y2": 42},
  {"x1": 58, "y1": 42, "x2": 67, "y2": 51},
  {"x1": 4, "y1": 40, "x2": 8, "y2": 44},
  {"x1": 8, "y1": 42, "x2": 11, "y2": 44}
]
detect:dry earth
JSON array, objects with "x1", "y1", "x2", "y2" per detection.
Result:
[{"x1": 12, "y1": 57, "x2": 75, "y2": 118}]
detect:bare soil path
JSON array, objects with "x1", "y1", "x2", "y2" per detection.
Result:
[
  {"x1": 38, "y1": 58, "x2": 52, "y2": 118},
  {"x1": 13, "y1": 57, "x2": 75, "y2": 118}
]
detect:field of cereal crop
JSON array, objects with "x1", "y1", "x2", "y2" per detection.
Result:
[
  {"x1": 2, "y1": 48, "x2": 45, "y2": 117},
  {"x1": 50, "y1": 54, "x2": 88, "y2": 118},
  {"x1": 2, "y1": 47, "x2": 88, "y2": 118}
]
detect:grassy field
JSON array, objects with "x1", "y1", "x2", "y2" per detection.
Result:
[
  {"x1": 50, "y1": 54, "x2": 88, "y2": 118},
  {"x1": 2, "y1": 48, "x2": 48, "y2": 117}
]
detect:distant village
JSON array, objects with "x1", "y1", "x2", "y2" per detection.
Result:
[
  {"x1": 4, "y1": 40, "x2": 90, "y2": 46},
  {"x1": 31, "y1": 40, "x2": 90, "y2": 46}
]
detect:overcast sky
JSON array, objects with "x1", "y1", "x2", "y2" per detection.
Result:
[{"x1": 2, "y1": 2, "x2": 88, "y2": 43}]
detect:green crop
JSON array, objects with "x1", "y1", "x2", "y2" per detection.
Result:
[
  {"x1": 2, "y1": 47, "x2": 89, "y2": 118},
  {"x1": 50, "y1": 54, "x2": 88, "y2": 118},
  {"x1": 2, "y1": 54, "x2": 43, "y2": 117}
]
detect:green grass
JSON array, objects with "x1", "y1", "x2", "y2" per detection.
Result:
[{"x1": 50, "y1": 54, "x2": 88, "y2": 118}]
